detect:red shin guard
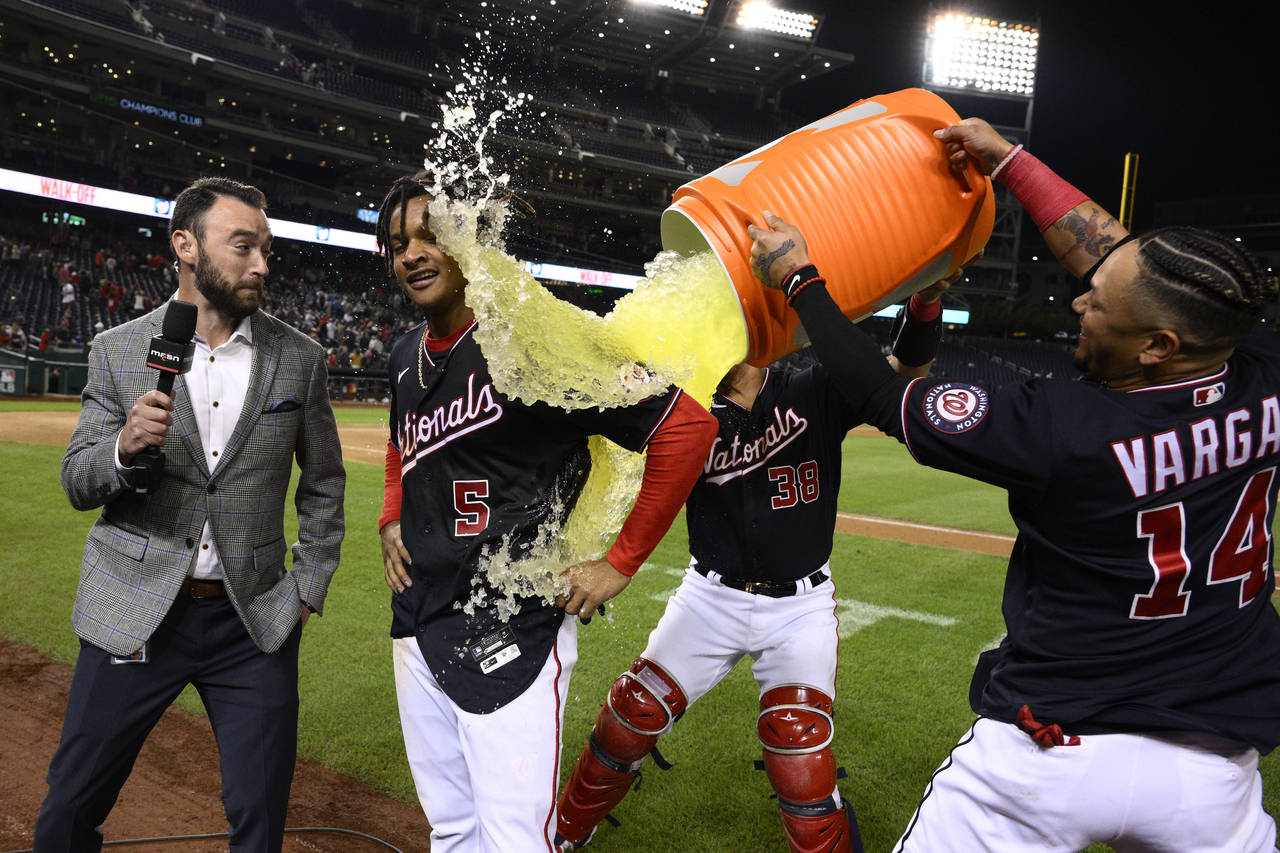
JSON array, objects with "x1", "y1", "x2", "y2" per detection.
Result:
[
  {"x1": 758, "y1": 686, "x2": 858, "y2": 853},
  {"x1": 555, "y1": 659, "x2": 687, "y2": 847}
]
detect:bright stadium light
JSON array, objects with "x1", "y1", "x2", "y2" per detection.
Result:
[
  {"x1": 630, "y1": 0, "x2": 708, "y2": 16},
  {"x1": 925, "y1": 13, "x2": 1038, "y2": 97},
  {"x1": 735, "y1": 2, "x2": 819, "y2": 39}
]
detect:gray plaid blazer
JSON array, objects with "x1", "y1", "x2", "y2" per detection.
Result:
[{"x1": 61, "y1": 302, "x2": 346, "y2": 655}]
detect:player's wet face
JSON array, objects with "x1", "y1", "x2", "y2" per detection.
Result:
[
  {"x1": 1070, "y1": 241, "x2": 1151, "y2": 387},
  {"x1": 192, "y1": 196, "x2": 270, "y2": 321},
  {"x1": 388, "y1": 195, "x2": 468, "y2": 321}
]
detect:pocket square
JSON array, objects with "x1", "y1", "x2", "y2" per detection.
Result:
[{"x1": 265, "y1": 398, "x2": 301, "y2": 414}]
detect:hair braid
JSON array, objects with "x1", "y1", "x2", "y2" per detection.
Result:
[
  {"x1": 374, "y1": 173, "x2": 432, "y2": 276},
  {"x1": 1134, "y1": 226, "x2": 1278, "y2": 350}
]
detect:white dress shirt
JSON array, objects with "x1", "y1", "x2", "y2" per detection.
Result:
[
  {"x1": 184, "y1": 317, "x2": 254, "y2": 579},
  {"x1": 115, "y1": 312, "x2": 255, "y2": 580}
]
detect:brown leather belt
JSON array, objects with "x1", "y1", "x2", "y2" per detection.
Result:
[{"x1": 179, "y1": 578, "x2": 226, "y2": 598}]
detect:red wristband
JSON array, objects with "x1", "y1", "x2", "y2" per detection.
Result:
[
  {"x1": 908, "y1": 293, "x2": 941, "y2": 322},
  {"x1": 996, "y1": 148, "x2": 1089, "y2": 233}
]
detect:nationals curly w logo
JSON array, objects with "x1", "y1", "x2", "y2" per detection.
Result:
[{"x1": 921, "y1": 382, "x2": 989, "y2": 434}]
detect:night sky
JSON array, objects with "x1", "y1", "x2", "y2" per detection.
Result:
[{"x1": 786, "y1": 2, "x2": 1280, "y2": 230}]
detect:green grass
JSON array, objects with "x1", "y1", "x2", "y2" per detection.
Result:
[
  {"x1": 0, "y1": 399, "x2": 82, "y2": 412},
  {"x1": 3, "y1": 406, "x2": 1278, "y2": 852},
  {"x1": 838, "y1": 434, "x2": 1016, "y2": 535}
]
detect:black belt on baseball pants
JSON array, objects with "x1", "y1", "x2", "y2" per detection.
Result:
[{"x1": 694, "y1": 564, "x2": 829, "y2": 597}]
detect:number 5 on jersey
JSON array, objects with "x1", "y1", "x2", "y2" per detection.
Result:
[{"x1": 454, "y1": 480, "x2": 490, "y2": 536}]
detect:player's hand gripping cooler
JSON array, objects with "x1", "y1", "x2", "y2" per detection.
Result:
[{"x1": 661, "y1": 87, "x2": 993, "y2": 367}]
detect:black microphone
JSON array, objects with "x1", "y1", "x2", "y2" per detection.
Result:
[{"x1": 134, "y1": 300, "x2": 198, "y2": 493}]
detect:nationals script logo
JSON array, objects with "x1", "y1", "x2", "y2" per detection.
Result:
[
  {"x1": 921, "y1": 382, "x2": 989, "y2": 434},
  {"x1": 704, "y1": 405, "x2": 808, "y2": 485},
  {"x1": 400, "y1": 372, "x2": 504, "y2": 473}
]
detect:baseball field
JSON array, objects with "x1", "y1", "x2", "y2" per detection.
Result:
[{"x1": 1, "y1": 398, "x2": 1277, "y2": 853}]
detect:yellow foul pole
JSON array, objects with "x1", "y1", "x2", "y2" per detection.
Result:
[{"x1": 1119, "y1": 152, "x2": 1140, "y2": 231}]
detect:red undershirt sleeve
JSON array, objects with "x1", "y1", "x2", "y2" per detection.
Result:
[
  {"x1": 379, "y1": 439, "x2": 403, "y2": 532},
  {"x1": 605, "y1": 392, "x2": 718, "y2": 576}
]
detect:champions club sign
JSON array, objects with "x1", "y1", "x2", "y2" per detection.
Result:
[{"x1": 93, "y1": 91, "x2": 204, "y2": 127}]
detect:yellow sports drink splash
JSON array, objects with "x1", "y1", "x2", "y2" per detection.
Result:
[
  {"x1": 418, "y1": 75, "x2": 747, "y2": 617},
  {"x1": 429, "y1": 197, "x2": 745, "y2": 618},
  {"x1": 420, "y1": 84, "x2": 990, "y2": 617}
]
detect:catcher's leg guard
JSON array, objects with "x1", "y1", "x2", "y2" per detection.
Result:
[
  {"x1": 758, "y1": 685, "x2": 862, "y2": 853},
  {"x1": 555, "y1": 658, "x2": 688, "y2": 848}
]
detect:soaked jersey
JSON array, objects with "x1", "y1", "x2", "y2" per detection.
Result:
[
  {"x1": 891, "y1": 326, "x2": 1280, "y2": 752},
  {"x1": 686, "y1": 363, "x2": 861, "y2": 582},
  {"x1": 387, "y1": 320, "x2": 682, "y2": 713}
]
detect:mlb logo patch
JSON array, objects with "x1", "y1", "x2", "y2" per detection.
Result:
[
  {"x1": 1193, "y1": 382, "x2": 1225, "y2": 407},
  {"x1": 921, "y1": 382, "x2": 990, "y2": 434}
]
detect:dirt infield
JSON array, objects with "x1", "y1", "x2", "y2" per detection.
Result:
[
  {"x1": 0, "y1": 406, "x2": 1008, "y2": 851},
  {"x1": 0, "y1": 409, "x2": 391, "y2": 467},
  {"x1": 0, "y1": 408, "x2": 428, "y2": 851},
  {"x1": 0, "y1": 639, "x2": 430, "y2": 853}
]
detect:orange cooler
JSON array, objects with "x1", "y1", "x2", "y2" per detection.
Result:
[{"x1": 661, "y1": 87, "x2": 994, "y2": 366}]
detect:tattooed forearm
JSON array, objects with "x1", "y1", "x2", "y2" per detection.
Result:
[
  {"x1": 753, "y1": 239, "x2": 797, "y2": 286},
  {"x1": 1055, "y1": 207, "x2": 1118, "y2": 260}
]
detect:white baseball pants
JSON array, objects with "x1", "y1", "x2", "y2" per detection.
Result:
[
  {"x1": 641, "y1": 562, "x2": 839, "y2": 703},
  {"x1": 393, "y1": 617, "x2": 578, "y2": 853},
  {"x1": 894, "y1": 716, "x2": 1278, "y2": 852}
]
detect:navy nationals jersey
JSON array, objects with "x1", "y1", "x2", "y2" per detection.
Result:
[
  {"x1": 888, "y1": 327, "x2": 1280, "y2": 752},
  {"x1": 387, "y1": 320, "x2": 682, "y2": 713},
  {"x1": 687, "y1": 363, "x2": 861, "y2": 582}
]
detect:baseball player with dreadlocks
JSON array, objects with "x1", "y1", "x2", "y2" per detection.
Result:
[
  {"x1": 748, "y1": 117, "x2": 1280, "y2": 852},
  {"x1": 553, "y1": 273, "x2": 952, "y2": 852},
  {"x1": 372, "y1": 173, "x2": 717, "y2": 852}
]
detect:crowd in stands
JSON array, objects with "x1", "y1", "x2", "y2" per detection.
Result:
[
  {"x1": 0, "y1": 223, "x2": 420, "y2": 400},
  {"x1": 1, "y1": 220, "x2": 1081, "y2": 401}
]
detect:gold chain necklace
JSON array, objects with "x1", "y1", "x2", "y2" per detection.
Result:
[{"x1": 417, "y1": 323, "x2": 429, "y2": 388}]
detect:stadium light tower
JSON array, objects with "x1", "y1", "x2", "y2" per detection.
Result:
[
  {"x1": 629, "y1": 0, "x2": 709, "y2": 17},
  {"x1": 924, "y1": 13, "x2": 1038, "y2": 97},
  {"x1": 922, "y1": 10, "x2": 1039, "y2": 304},
  {"x1": 735, "y1": 1, "x2": 821, "y2": 40}
]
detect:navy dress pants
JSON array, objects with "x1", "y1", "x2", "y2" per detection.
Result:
[{"x1": 33, "y1": 594, "x2": 301, "y2": 852}]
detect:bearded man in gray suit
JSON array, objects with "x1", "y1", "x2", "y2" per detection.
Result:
[{"x1": 34, "y1": 177, "x2": 346, "y2": 852}]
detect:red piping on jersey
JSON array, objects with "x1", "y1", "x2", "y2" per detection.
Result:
[
  {"x1": 640, "y1": 388, "x2": 685, "y2": 448},
  {"x1": 719, "y1": 368, "x2": 771, "y2": 413},
  {"x1": 542, "y1": 633, "x2": 567, "y2": 850},
  {"x1": 1124, "y1": 362, "x2": 1230, "y2": 394},
  {"x1": 899, "y1": 377, "x2": 926, "y2": 464},
  {"x1": 830, "y1": 573, "x2": 840, "y2": 702},
  {"x1": 423, "y1": 319, "x2": 477, "y2": 365}
]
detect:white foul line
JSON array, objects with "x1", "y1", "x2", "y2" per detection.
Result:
[{"x1": 837, "y1": 511, "x2": 1016, "y2": 545}]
